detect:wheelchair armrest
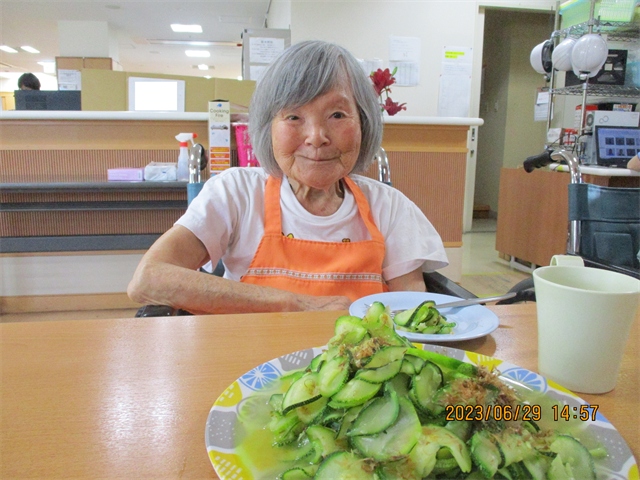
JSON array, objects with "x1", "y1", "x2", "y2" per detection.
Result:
[{"x1": 423, "y1": 271, "x2": 476, "y2": 299}]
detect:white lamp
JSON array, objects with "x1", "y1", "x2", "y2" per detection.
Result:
[
  {"x1": 552, "y1": 37, "x2": 577, "y2": 71},
  {"x1": 571, "y1": 33, "x2": 608, "y2": 78}
]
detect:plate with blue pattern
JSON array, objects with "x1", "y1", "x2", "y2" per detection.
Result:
[{"x1": 205, "y1": 344, "x2": 636, "y2": 480}]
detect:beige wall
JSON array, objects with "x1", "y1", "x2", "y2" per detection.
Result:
[
  {"x1": 475, "y1": 9, "x2": 552, "y2": 213},
  {"x1": 81, "y1": 69, "x2": 255, "y2": 112}
]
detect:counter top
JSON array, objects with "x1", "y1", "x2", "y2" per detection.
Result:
[
  {"x1": 0, "y1": 110, "x2": 484, "y2": 126},
  {"x1": 0, "y1": 181, "x2": 188, "y2": 193}
]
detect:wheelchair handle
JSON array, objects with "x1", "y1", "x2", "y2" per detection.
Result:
[{"x1": 524, "y1": 149, "x2": 554, "y2": 172}]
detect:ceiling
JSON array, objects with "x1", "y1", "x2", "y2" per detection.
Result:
[{"x1": 0, "y1": 1, "x2": 274, "y2": 80}]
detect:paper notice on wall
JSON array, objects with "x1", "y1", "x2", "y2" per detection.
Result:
[
  {"x1": 389, "y1": 36, "x2": 420, "y2": 86},
  {"x1": 249, "y1": 37, "x2": 285, "y2": 64},
  {"x1": 438, "y1": 46, "x2": 473, "y2": 117},
  {"x1": 359, "y1": 58, "x2": 383, "y2": 76},
  {"x1": 57, "y1": 69, "x2": 82, "y2": 91},
  {"x1": 438, "y1": 75, "x2": 471, "y2": 117},
  {"x1": 389, "y1": 61, "x2": 420, "y2": 86},
  {"x1": 534, "y1": 89, "x2": 552, "y2": 121}
]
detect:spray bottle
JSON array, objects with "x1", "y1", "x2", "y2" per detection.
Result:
[{"x1": 175, "y1": 133, "x2": 198, "y2": 182}]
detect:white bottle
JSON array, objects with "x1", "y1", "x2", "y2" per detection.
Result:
[{"x1": 175, "y1": 133, "x2": 197, "y2": 182}]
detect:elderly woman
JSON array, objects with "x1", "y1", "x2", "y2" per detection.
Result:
[{"x1": 128, "y1": 41, "x2": 447, "y2": 314}]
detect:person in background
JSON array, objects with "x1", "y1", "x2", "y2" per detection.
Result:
[
  {"x1": 128, "y1": 40, "x2": 448, "y2": 314},
  {"x1": 18, "y1": 73, "x2": 41, "y2": 90}
]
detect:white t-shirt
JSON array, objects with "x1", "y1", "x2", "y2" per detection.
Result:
[{"x1": 175, "y1": 167, "x2": 448, "y2": 282}]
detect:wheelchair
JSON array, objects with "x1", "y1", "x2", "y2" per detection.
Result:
[{"x1": 497, "y1": 148, "x2": 640, "y2": 305}]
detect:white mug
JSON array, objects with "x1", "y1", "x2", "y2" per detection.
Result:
[{"x1": 533, "y1": 256, "x2": 640, "y2": 394}]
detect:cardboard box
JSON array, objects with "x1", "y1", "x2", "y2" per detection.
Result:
[{"x1": 209, "y1": 100, "x2": 231, "y2": 175}]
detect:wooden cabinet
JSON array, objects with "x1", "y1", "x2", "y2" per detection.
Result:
[{"x1": 496, "y1": 167, "x2": 639, "y2": 267}]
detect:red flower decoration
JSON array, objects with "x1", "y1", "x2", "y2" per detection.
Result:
[
  {"x1": 369, "y1": 67, "x2": 406, "y2": 116},
  {"x1": 382, "y1": 97, "x2": 407, "y2": 116},
  {"x1": 370, "y1": 68, "x2": 396, "y2": 96}
]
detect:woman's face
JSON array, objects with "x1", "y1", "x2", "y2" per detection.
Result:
[{"x1": 271, "y1": 84, "x2": 361, "y2": 191}]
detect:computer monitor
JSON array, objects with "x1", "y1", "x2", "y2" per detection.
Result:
[
  {"x1": 594, "y1": 126, "x2": 640, "y2": 168},
  {"x1": 14, "y1": 90, "x2": 81, "y2": 110},
  {"x1": 127, "y1": 77, "x2": 186, "y2": 112}
]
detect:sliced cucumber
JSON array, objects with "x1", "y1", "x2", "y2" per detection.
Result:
[
  {"x1": 314, "y1": 451, "x2": 376, "y2": 480},
  {"x1": 356, "y1": 359, "x2": 403, "y2": 383},
  {"x1": 549, "y1": 435, "x2": 596, "y2": 480},
  {"x1": 282, "y1": 372, "x2": 321, "y2": 415},
  {"x1": 332, "y1": 316, "x2": 368, "y2": 346},
  {"x1": 348, "y1": 387, "x2": 399, "y2": 436},
  {"x1": 308, "y1": 352, "x2": 326, "y2": 373},
  {"x1": 376, "y1": 457, "x2": 422, "y2": 480},
  {"x1": 493, "y1": 429, "x2": 534, "y2": 468},
  {"x1": 393, "y1": 307, "x2": 417, "y2": 327},
  {"x1": 281, "y1": 464, "x2": 318, "y2": 479},
  {"x1": 269, "y1": 408, "x2": 303, "y2": 446},
  {"x1": 403, "y1": 353, "x2": 426, "y2": 374},
  {"x1": 328, "y1": 378, "x2": 381, "y2": 409},
  {"x1": 364, "y1": 345, "x2": 408, "y2": 369},
  {"x1": 350, "y1": 397, "x2": 421, "y2": 461},
  {"x1": 522, "y1": 454, "x2": 550, "y2": 480},
  {"x1": 269, "y1": 393, "x2": 283, "y2": 413},
  {"x1": 318, "y1": 355, "x2": 350, "y2": 397},
  {"x1": 296, "y1": 395, "x2": 328, "y2": 424},
  {"x1": 400, "y1": 359, "x2": 416, "y2": 376},
  {"x1": 409, "y1": 361, "x2": 443, "y2": 413},
  {"x1": 470, "y1": 430, "x2": 502, "y2": 478},
  {"x1": 306, "y1": 424, "x2": 342, "y2": 459},
  {"x1": 421, "y1": 425, "x2": 472, "y2": 473}
]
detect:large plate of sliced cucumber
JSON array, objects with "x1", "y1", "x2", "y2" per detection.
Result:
[
  {"x1": 350, "y1": 292, "x2": 500, "y2": 342},
  {"x1": 205, "y1": 308, "x2": 636, "y2": 480}
]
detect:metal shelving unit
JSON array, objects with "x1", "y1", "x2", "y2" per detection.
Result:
[{"x1": 547, "y1": 0, "x2": 639, "y2": 141}]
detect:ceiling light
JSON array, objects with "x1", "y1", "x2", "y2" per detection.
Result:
[
  {"x1": 0, "y1": 46, "x2": 18, "y2": 53},
  {"x1": 21, "y1": 46, "x2": 40, "y2": 54},
  {"x1": 38, "y1": 61, "x2": 56, "y2": 73},
  {"x1": 197, "y1": 64, "x2": 209, "y2": 70},
  {"x1": 149, "y1": 39, "x2": 239, "y2": 47},
  {"x1": 171, "y1": 24, "x2": 202, "y2": 33},
  {"x1": 185, "y1": 50, "x2": 210, "y2": 58}
]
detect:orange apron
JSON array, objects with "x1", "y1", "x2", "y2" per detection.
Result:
[{"x1": 241, "y1": 175, "x2": 388, "y2": 301}]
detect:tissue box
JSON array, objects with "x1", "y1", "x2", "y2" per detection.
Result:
[
  {"x1": 108, "y1": 168, "x2": 144, "y2": 182},
  {"x1": 144, "y1": 162, "x2": 177, "y2": 181}
]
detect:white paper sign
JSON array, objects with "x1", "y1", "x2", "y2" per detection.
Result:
[
  {"x1": 438, "y1": 75, "x2": 471, "y2": 117},
  {"x1": 389, "y1": 36, "x2": 421, "y2": 62},
  {"x1": 359, "y1": 58, "x2": 383, "y2": 76},
  {"x1": 389, "y1": 61, "x2": 420, "y2": 86},
  {"x1": 57, "y1": 69, "x2": 82, "y2": 91},
  {"x1": 438, "y1": 46, "x2": 473, "y2": 117},
  {"x1": 250, "y1": 37, "x2": 285, "y2": 64}
]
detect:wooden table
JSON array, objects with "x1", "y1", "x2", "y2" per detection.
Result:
[{"x1": 1, "y1": 304, "x2": 638, "y2": 479}]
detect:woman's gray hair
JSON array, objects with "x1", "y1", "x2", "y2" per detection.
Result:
[{"x1": 249, "y1": 40, "x2": 383, "y2": 177}]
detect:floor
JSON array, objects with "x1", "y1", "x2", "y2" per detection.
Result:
[{"x1": 1, "y1": 219, "x2": 531, "y2": 322}]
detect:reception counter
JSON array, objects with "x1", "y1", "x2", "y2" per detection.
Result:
[{"x1": 0, "y1": 111, "x2": 482, "y2": 311}]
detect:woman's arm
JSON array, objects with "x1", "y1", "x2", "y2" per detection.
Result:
[
  {"x1": 386, "y1": 267, "x2": 426, "y2": 292},
  {"x1": 127, "y1": 225, "x2": 351, "y2": 314}
]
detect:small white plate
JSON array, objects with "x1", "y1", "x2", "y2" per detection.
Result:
[{"x1": 349, "y1": 291, "x2": 500, "y2": 342}]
